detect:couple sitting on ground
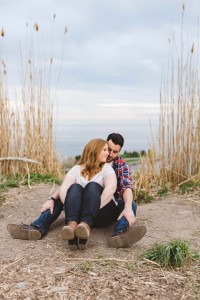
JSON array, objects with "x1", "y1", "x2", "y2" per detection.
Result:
[{"x1": 7, "y1": 133, "x2": 147, "y2": 250}]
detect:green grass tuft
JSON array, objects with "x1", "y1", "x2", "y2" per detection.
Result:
[
  {"x1": 0, "y1": 173, "x2": 62, "y2": 201},
  {"x1": 157, "y1": 185, "x2": 168, "y2": 197},
  {"x1": 0, "y1": 176, "x2": 20, "y2": 191},
  {"x1": 142, "y1": 239, "x2": 200, "y2": 268},
  {"x1": 80, "y1": 262, "x2": 94, "y2": 273},
  {"x1": 0, "y1": 195, "x2": 6, "y2": 206},
  {"x1": 179, "y1": 181, "x2": 200, "y2": 194},
  {"x1": 136, "y1": 190, "x2": 153, "y2": 204},
  {"x1": 21, "y1": 173, "x2": 62, "y2": 185}
]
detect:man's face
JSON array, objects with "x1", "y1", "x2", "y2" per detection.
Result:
[{"x1": 107, "y1": 139, "x2": 121, "y2": 162}]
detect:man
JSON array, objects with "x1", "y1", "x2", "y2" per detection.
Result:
[{"x1": 7, "y1": 133, "x2": 147, "y2": 248}]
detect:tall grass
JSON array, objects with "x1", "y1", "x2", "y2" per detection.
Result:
[
  {"x1": 0, "y1": 18, "x2": 66, "y2": 177},
  {"x1": 138, "y1": 5, "x2": 200, "y2": 193}
]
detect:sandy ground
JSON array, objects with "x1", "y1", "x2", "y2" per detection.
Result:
[{"x1": 0, "y1": 184, "x2": 199, "y2": 299}]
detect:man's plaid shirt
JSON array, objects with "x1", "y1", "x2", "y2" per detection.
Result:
[{"x1": 112, "y1": 156, "x2": 133, "y2": 200}]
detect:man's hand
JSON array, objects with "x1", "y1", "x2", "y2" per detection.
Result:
[
  {"x1": 119, "y1": 188, "x2": 136, "y2": 226},
  {"x1": 117, "y1": 206, "x2": 136, "y2": 226},
  {"x1": 40, "y1": 200, "x2": 54, "y2": 214}
]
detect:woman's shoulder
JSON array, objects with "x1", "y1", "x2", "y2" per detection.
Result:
[
  {"x1": 67, "y1": 164, "x2": 80, "y2": 175},
  {"x1": 69, "y1": 164, "x2": 80, "y2": 170},
  {"x1": 102, "y1": 163, "x2": 114, "y2": 173}
]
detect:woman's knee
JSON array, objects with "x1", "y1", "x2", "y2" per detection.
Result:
[
  {"x1": 68, "y1": 183, "x2": 83, "y2": 193},
  {"x1": 65, "y1": 183, "x2": 83, "y2": 202},
  {"x1": 84, "y1": 182, "x2": 103, "y2": 194}
]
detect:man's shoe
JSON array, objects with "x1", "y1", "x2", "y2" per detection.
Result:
[
  {"x1": 7, "y1": 223, "x2": 42, "y2": 240},
  {"x1": 108, "y1": 224, "x2": 147, "y2": 248}
]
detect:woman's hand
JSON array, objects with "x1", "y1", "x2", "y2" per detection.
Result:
[{"x1": 40, "y1": 200, "x2": 54, "y2": 214}]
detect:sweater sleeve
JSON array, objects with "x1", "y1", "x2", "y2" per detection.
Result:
[{"x1": 67, "y1": 165, "x2": 79, "y2": 179}]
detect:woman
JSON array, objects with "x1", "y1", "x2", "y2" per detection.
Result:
[
  {"x1": 7, "y1": 139, "x2": 116, "y2": 250},
  {"x1": 54, "y1": 138, "x2": 116, "y2": 250}
]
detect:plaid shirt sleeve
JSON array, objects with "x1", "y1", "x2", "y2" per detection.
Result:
[{"x1": 114, "y1": 157, "x2": 133, "y2": 198}]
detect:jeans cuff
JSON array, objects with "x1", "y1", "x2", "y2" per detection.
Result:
[
  {"x1": 30, "y1": 223, "x2": 45, "y2": 236},
  {"x1": 113, "y1": 227, "x2": 128, "y2": 236}
]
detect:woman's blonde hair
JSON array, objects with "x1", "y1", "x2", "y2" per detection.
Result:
[{"x1": 78, "y1": 139, "x2": 107, "y2": 180}]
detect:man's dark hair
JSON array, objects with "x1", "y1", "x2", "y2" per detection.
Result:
[{"x1": 107, "y1": 133, "x2": 124, "y2": 148}]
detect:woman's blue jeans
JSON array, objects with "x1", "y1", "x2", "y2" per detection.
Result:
[
  {"x1": 64, "y1": 182, "x2": 102, "y2": 226},
  {"x1": 31, "y1": 182, "x2": 137, "y2": 236}
]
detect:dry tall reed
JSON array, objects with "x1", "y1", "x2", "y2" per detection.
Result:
[
  {"x1": 0, "y1": 19, "x2": 66, "y2": 177},
  {"x1": 139, "y1": 5, "x2": 200, "y2": 192}
]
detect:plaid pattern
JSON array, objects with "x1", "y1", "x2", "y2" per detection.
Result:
[{"x1": 112, "y1": 156, "x2": 133, "y2": 200}]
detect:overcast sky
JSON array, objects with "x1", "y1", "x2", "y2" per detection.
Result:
[{"x1": 1, "y1": 0, "x2": 200, "y2": 154}]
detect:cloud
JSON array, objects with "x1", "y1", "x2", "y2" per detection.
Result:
[
  {"x1": 97, "y1": 102, "x2": 160, "y2": 109},
  {"x1": 1, "y1": 0, "x2": 200, "y2": 128}
]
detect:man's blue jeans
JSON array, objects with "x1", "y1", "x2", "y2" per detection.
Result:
[
  {"x1": 31, "y1": 182, "x2": 137, "y2": 236},
  {"x1": 31, "y1": 199, "x2": 63, "y2": 235},
  {"x1": 112, "y1": 200, "x2": 137, "y2": 236}
]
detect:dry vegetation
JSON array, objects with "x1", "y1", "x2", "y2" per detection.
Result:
[
  {"x1": 0, "y1": 19, "x2": 65, "y2": 178},
  {"x1": 1, "y1": 254, "x2": 199, "y2": 300},
  {"x1": 138, "y1": 5, "x2": 200, "y2": 195}
]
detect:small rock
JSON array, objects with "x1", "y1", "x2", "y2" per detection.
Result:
[{"x1": 13, "y1": 281, "x2": 30, "y2": 290}]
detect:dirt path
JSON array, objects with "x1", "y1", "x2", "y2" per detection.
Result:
[{"x1": 0, "y1": 184, "x2": 200, "y2": 299}]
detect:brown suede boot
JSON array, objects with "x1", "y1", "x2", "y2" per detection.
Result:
[
  {"x1": 61, "y1": 221, "x2": 77, "y2": 240},
  {"x1": 108, "y1": 224, "x2": 147, "y2": 248},
  {"x1": 61, "y1": 221, "x2": 78, "y2": 250},
  {"x1": 75, "y1": 222, "x2": 90, "y2": 250},
  {"x1": 75, "y1": 222, "x2": 90, "y2": 239},
  {"x1": 7, "y1": 223, "x2": 42, "y2": 240}
]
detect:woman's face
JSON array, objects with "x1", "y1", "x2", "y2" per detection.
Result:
[{"x1": 97, "y1": 143, "x2": 109, "y2": 163}]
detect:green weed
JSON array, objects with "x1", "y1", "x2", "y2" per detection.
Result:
[
  {"x1": 0, "y1": 173, "x2": 62, "y2": 195},
  {"x1": 0, "y1": 176, "x2": 20, "y2": 191},
  {"x1": 0, "y1": 195, "x2": 5, "y2": 206},
  {"x1": 21, "y1": 173, "x2": 62, "y2": 185},
  {"x1": 142, "y1": 239, "x2": 199, "y2": 268},
  {"x1": 179, "y1": 181, "x2": 200, "y2": 194},
  {"x1": 157, "y1": 185, "x2": 168, "y2": 197},
  {"x1": 80, "y1": 262, "x2": 94, "y2": 273},
  {"x1": 126, "y1": 262, "x2": 136, "y2": 271},
  {"x1": 136, "y1": 190, "x2": 153, "y2": 204}
]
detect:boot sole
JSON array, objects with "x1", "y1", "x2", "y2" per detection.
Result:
[
  {"x1": 7, "y1": 224, "x2": 41, "y2": 240},
  {"x1": 61, "y1": 226, "x2": 74, "y2": 240},
  {"x1": 68, "y1": 242, "x2": 78, "y2": 250},
  {"x1": 78, "y1": 243, "x2": 87, "y2": 250},
  {"x1": 108, "y1": 224, "x2": 147, "y2": 248},
  {"x1": 68, "y1": 237, "x2": 78, "y2": 250},
  {"x1": 78, "y1": 239, "x2": 87, "y2": 250},
  {"x1": 75, "y1": 224, "x2": 90, "y2": 239}
]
